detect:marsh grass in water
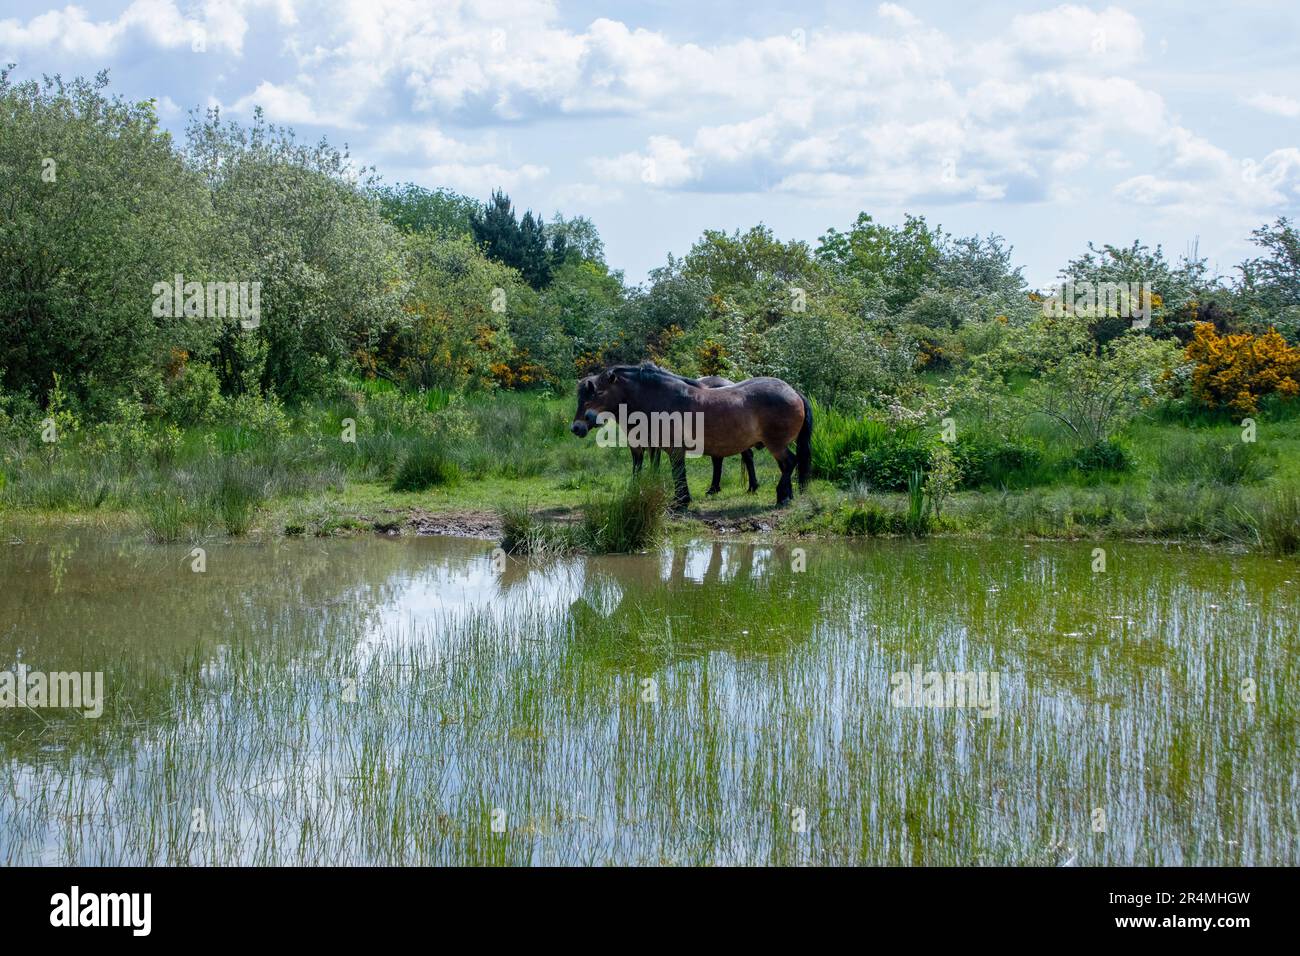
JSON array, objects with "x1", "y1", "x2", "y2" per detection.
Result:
[
  {"x1": 1255, "y1": 485, "x2": 1300, "y2": 555},
  {"x1": 502, "y1": 474, "x2": 670, "y2": 556},
  {"x1": 580, "y1": 472, "x2": 671, "y2": 553},
  {"x1": 140, "y1": 491, "x2": 201, "y2": 543},
  {"x1": 213, "y1": 465, "x2": 266, "y2": 536},
  {"x1": 2, "y1": 531, "x2": 1296, "y2": 865}
]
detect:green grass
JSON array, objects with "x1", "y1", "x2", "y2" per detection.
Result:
[
  {"x1": 808, "y1": 399, "x2": 889, "y2": 480},
  {"x1": 392, "y1": 443, "x2": 461, "y2": 492},
  {"x1": 2, "y1": 386, "x2": 1300, "y2": 555},
  {"x1": 1153, "y1": 433, "x2": 1273, "y2": 484}
]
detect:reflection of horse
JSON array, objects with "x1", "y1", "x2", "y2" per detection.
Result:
[
  {"x1": 572, "y1": 363, "x2": 813, "y2": 507},
  {"x1": 630, "y1": 375, "x2": 759, "y2": 495},
  {"x1": 558, "y1": 541, "x2": 819, "y2": 670}
]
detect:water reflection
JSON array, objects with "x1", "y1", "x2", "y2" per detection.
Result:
[{"x1": 1, "y1": 526, "x2": 1297, "y2": 865}]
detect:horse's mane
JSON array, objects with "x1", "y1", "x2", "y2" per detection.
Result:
[{"x1": 614, "y1": 361, "x2": 703, "y2": 388}]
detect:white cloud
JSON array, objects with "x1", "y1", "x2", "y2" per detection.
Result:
[
  {"x1": 1245, "y1": 92, "x2": 1300, "y2": 119},
  {"x1": 592, "y1": 136, "x2": 696, "y2": 189},
  {"x1": 229, "y1": 80, "x2": 350, "y2": 125},
  {"x1": 550, "y1": 182, "x2": 623, "y2": 206},
  {"x1": 1004, "y1": 4, "x2": 1145, "y2": 66},
  {"x1": 421, "y1": 161, "x2": 548, "y2": 197},
  {"x1": 877, "y1": 4, "x2": 922, "y2": 30},
  {"x1": 0, "y1": 0, "x2": 254, "y2": 56},
  {"x1": 3, "y1": 0, "x2": 1296, "y2": 241},
  {"x1": 373, "y1": 124, "x2": 496, "y2": 164}
]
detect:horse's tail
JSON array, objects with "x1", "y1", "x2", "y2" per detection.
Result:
[{"x1": 796, "y1": 392, "x2": 813, "y2": 491}]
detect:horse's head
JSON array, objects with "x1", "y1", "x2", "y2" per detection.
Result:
[{"x1": 571, "y1": 367, "x2": 629, "y2": 437}]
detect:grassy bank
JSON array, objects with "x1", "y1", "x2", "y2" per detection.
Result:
[{"x1": 2, "y1": 383, "x2": 1298, "y2": 555}]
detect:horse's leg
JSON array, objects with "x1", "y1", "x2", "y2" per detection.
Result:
[
  {"x1": 741, "y1": 448, "x2": 759, "y2": 493},
  {"x1": 650, "y1": 448, "x2": 662, "y2": 470},
  {"x1": 706, "y1": 456, "x2": 723, "y2": 495},
  {"x1": 631, "y1": 446, "x2": 644, "y2": 477},
  {"x1": 669, "y1": 450, "x2": 691, "y2": 510},
  {"x1": 771, "y1": 446, "x2": 796, "y2": 506}
]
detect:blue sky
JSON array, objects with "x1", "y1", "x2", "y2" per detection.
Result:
[{"x1": 3, "y1": 0, "x2": 1298, "y2": 287}]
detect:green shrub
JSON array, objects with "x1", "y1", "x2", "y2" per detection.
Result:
[
  {"x1": 1067, "y1": 439, "x2": 1131, "y2": 474},
  {"x1": 160, "y1": 361, "x2": 222, "y2": 427},
  {"x1": 392, "y1": 444, "x2": 461, "y2": 491},
  {"x1": 842, "y1": 440, "x2": 931, "y2": 491},
  {"x1": 953, "y1": 436, "x2": 1046, "y2": 489}
]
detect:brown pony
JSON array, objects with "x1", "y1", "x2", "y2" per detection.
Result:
[
  {"x1": 572, "y1": 362, "x2": 812, "y2": 507},
  {"x1": 631, "y1": 374, "x2": 759, "y2": 495}
]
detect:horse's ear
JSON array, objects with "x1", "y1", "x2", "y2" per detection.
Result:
[{"x1": 600, "y1": 368, "x2": 618, "y2": 387}]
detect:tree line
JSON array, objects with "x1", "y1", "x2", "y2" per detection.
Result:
[{"x1": 2, "y1": 69, "x2": 1298, "y2": 425}]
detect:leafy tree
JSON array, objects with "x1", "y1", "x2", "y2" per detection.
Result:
[
  {"x1": 1238, "y1": 218, "x2": 1300, "y2": 340},
  {"x1": 0, "y1": 70, "x2": 213, "y2": 410},
  {"x1": 548, "y1": 213, "x2": 606, "y2": 264},
  {"x1": 610, "y1": 256, "x2": 712, "y2": 368},
  {"x1": 1059, "y1": 239, "x2": 1219, "y2": 346},
  {"x1": 817, "y1": 213, "x2": 942, "y2": 313},
  {"x1": 749, "y1": 298, "x2": 920, "y2": 411},
  {"x1": 373, "y1": 183, "x2": 480, "y2": 238},
  {"x1": 538, "y1": 257, "x2": 625, "y2": 374},
  {"x1": 933, "y1": 233, "x2": 1027, "y2": 301},
  {"x1": 378, "y1": 233, "x2": 519, "y2": 390},
  {"x1": 684, "y1": 225, "x2": 819, "y2": 301},
  {"x1": 1241, "y1": 218, "x2": 1300, "y2": 307},
  {"x1": 471, "y1": 190, "x2": 565, "y2": 289},
  {"x1": 186, "y1": 106, "x2": 407, "y2": 402}
]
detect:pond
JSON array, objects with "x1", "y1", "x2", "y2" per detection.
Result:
[{"x1": 1, "y1": 528, "x2": 1296, "y2": 865}]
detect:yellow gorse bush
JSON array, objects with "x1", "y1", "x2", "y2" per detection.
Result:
[{"x1": 1186, "y1": 322, "x2": 1300, "y2": 415}]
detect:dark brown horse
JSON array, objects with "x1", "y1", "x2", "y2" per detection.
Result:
[
  {"x1": 572, "y1": 362, "x2": 812, "y2": 507},
  {"x1": 631, "y1": 374, "x2": 759, "y2": 495}
]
